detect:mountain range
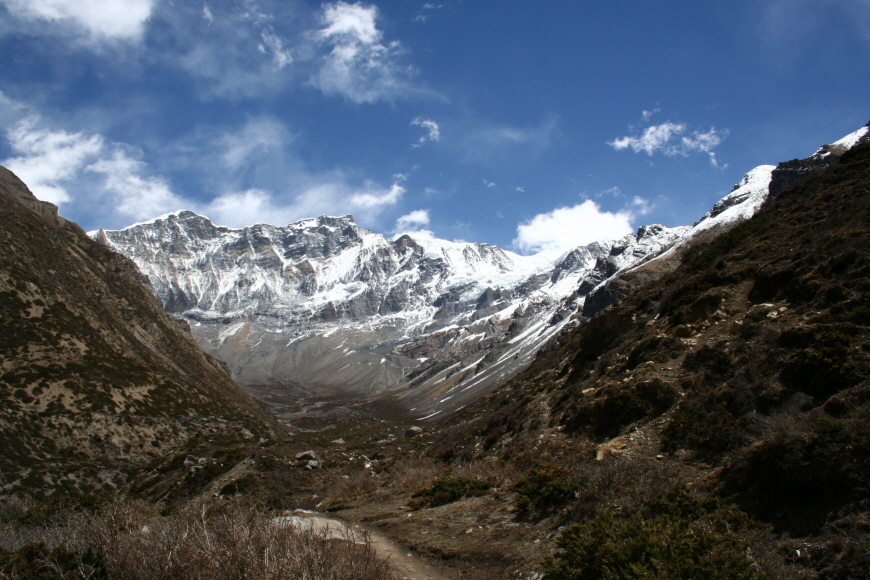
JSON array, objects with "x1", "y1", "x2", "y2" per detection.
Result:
[{"x1": 90, "y1": 124, "x2": 870, "y2": 421}]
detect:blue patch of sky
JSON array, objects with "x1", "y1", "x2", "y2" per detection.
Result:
[{"x1": 0, "y1": 0, "x2": 868, "y2": 254}]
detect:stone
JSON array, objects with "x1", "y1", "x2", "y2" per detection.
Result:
[
  {"x1": 405, "y1": 426, "x2": 424, "y2": 438},
  {"x1": 296, "y1": 450, "x2": 318, "y2": 460}
]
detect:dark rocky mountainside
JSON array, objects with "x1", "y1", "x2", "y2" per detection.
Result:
[
  {"x1": 429, "y1": 142, "x2": 870, "y2": 578},
  {"x1": 0, "y1": 167, "x2": 277, "y2": 497}
]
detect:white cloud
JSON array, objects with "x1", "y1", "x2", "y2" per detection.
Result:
[
  {"x1": 218, "y1": 117, "x2": 290, "y2": 170},
  {"x1": 4, "y1": 0, "x2": 154, "y2": 41},
  {"x1": 610, "y1": 122, "x2": 686, "y2": 156},
  {"x1": 413, "y1": 3, "x2": 444, "y2": 22},
  {"x1": 411, "y1": 117, "x2": 440, "y2": 147},
  {"x1": 483, "y1": 180, "x2": 496, "y2": 189},
  {"x1": 258, "y1": 31, "x2": 293, "y2": 69},
  {"x1": 512, "y1": 200, "x2": 636, "y2": 255},
  {"x1": 87, "y1": 151, "x2": 185, "y2": 219},
  {"x1": 202, "y1": 4, "x2": 215, "y2": 23},
  {"x1": 394, "y1": 209, "x2": 430, "y2": 232},
  {"x1": 349, "y1": 182, "x2": 405, "y2": 208},
  {"x1": 609, "y1": 116, "x2": 728, "y2": 167},
  {"x1": 310, "y1": 2, "x2": 420, "y2": 103},
  {"x1": 203, "y1": 189, "x2": 288, "y2": 227},
  {"x1": 3, "y1": 117, "x2": 104, "y2": 204},
  {"x1": 641, "y1": 108, "x2": 660, "y2": 122},
  {"x1": 319, "y1": 2, "x2": 381, "y2": 43},
  {"x1": 462, "y1": 114, "x2": 559, "y2": 161},
  {"x1": 2, "y1": 112, "x2": 406, "y2": 231}
]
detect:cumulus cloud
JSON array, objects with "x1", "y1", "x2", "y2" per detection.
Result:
[
  {"x1": 87, "y1": 151, "x2": 185, "y2": 219},
  {"x1": 392, "y1": 209, "x2": 435, "y2": 240},
  {"x1": 218, "y1": 117, "x2": 291, "y2": 170},
  {"x1": 4, "y1": 0, "x2": 154, "y2": 42},
  {"x1": 609, "y1": 116, "x2": 729, "y2": 167},
  {"x1": 411, "y1": 117, "x2": 440, "y2": 147},
  {"x1": 349, "y1": 182, "x2": 405, "y2": 208},
  {"x1": 258, "y1": 31, "x2": 293, "y2": 69},
  {"x1": 2, "y1": 115, "x2": 405, "y2": 230},
  {"x1": 394, "y1": 208, "x2": 429, "y2": 231},
  {"x1": 413, "y1": 3, "x2": 444, "y2": 22},
  {"x1": 512, "y1": 200, "x2": 637, "y2": 256},
  {"x1": 310, "y1": 1, "x2": 419, "y2": 103}
]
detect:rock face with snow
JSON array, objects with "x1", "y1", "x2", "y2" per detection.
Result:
[
  {"x1": 92, "y1": 122, "x2": 870, "y2": 420},
  {"x1": 92, "y1": 211, "x2": 686, "y2": 419}
]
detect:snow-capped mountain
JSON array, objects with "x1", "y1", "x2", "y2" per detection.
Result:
[
  {"x1": 92, "y1": 122, "x2": 870, "y2": 420},
  {"x1": 91, "y1": 211, "x2": 685, "y2": 418}
]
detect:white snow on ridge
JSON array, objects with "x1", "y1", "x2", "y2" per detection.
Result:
[{"x1": 824, "y1": 125, "x2": 869, "y2": 154}]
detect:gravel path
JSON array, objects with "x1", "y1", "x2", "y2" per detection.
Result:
[{"x1": 276, "y1": 511, "x2": 455, "y2": 580}]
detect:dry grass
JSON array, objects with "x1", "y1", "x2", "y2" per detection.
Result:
[
  {"x1": 0, "y1": 499, "x2": 397, "y2": 580},
  {"x1": 321, "y1": 471, "x2": 381, "y2": 508},
  {"x1": 385, "y1": 458, "x2": 446, "y2": 494},
  {"x1": 452, "y1": 459, "x2": 518, "y2": 488}
]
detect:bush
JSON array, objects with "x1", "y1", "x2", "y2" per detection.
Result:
[
  {"x1": 514, "y1": 464, "x2": 579, "y2": 517},
  {"x1": 662, "y1": 404, "x2": 746, "y2": 460},
  {"x1": 411, "y1": 477, "x2": 494, "y2": 508},
  {"x1": 779, "y1": 329, "x2": 856, "y2": 397},
  {"x1": 0, "y1": 542, "x2": 107, "y2": 580},
  {"x1": 564, "y1": 380, "x2": 677, "y2": 439},
  {"x1": 683, "y1": 345, "x2": 734, "y2": 380},
  {"x1": 543, "y1": 489, "x2": 764, "y2": 580},
  {"x1": 0, "y1": 499, "x2": 396, "y2": 580}
]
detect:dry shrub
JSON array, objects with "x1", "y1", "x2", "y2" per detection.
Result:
[
  {"x1": 2, "y1": 499, "x2": 396, "y2": 580},
  {"x1": 385, "y1": 459, "x2": 445, "y2": 494},
  {"x1": 568, "y1": 456, "x2": 682, "y2": 521},
  {"x1": 452, "y1": 459, "x2": 518, "y2": 488},
  {"x1": 321, "y1": 471, "x2": 380, "y2": 508}
]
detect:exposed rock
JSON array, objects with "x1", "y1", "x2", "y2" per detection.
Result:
[{"x1": 405, "y1": 426, "x2": 424, "y2": 438}]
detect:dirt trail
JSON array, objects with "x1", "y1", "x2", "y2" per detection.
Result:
[{"x1": 278, "y1": 511, "x2": 456, "y2": 580}]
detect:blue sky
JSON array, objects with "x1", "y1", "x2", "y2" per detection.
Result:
[{"x1": 1, "y1": 0, "x2": 868, "y2": 254}]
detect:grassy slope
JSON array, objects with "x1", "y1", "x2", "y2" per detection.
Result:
[
  {"x1": 0, "y1": 167, "x2": 277, "y2": 497},
  {"x1": 425, "y1": 142, "x2": 870, "y2": 578}
]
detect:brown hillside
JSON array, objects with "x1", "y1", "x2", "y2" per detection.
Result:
[
  {"x1": 0, "y1": 167, "x2": 278, "y2": 497},
  {"x1": 430, "y1": 142, "x2": 870, "y2": 578}
]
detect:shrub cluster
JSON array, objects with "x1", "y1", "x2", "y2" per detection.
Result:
[
  {"x1": 0, "y1": 499, "x2": 395, "y2": 580},
  {"x1": 543, "y1": 488, "x2": 765, "y2": 580},
  {"x1": 513, "y1": 464, "x2": 579, "y2": 518},
  {"x1": 410, "y1": 477, "x2": 494, "y2": 508}
]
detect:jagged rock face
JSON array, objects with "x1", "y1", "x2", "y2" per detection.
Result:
[
  {"x1": 0, "y1": 167, "x2": 276, "y2": 496},
  {"x1": 94, "y1": 212, "x2": 687, "y2": 419}
]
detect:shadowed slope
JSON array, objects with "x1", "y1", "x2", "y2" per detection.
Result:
[{"x1": 0, "y1": 167, "x2": 278, "y2": 497}]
